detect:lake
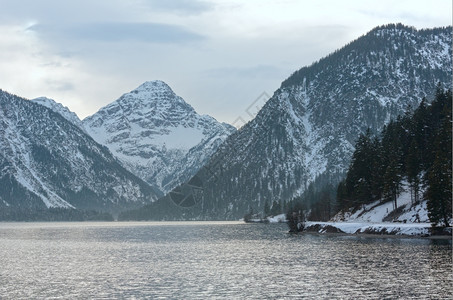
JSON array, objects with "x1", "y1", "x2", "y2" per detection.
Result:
[{"x1": 0, "y1": 222, "x2": 451, "y2": 299}]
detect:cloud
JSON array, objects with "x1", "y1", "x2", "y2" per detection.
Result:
[
  {"x1": 140, "y1": 0, "x2": 214, "y2": 15},
  {"x1": 28, "y1": 22, "x2": 205, "y2": 44},
  {"x1": 0, "y1": 0, "x2": 451, "y2": 125},
  {"x1": 204, "y1": 65, "x2": 286, "y2": 79},
  {"x1": 45, "y1": 79, "x2": 74, "y2": 91},
  {"x1": 0, "y1": 0, "x2": 125, "y2": 24}
]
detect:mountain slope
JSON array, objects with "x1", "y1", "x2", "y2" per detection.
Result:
[
  {"x1": 83, "y1": 80, "x2": 235, "y2": 195},
  {"x1": 0, "y1": 90, "x2": 158, "y2": 219},
  {"x1": 127, "y1": 24, "x2": 452, "y2": 220},
  {"x1": 32, "y1": 97, "x2": 85, "y2": 130}
]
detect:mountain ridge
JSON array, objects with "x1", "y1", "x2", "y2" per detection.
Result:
[
  {"x1": 0, "y1": 90, "x2": 159, "y2": 219},
  {"x1": 32, "y1": 96, "x2": 85, "y2": 131},
  {"x1": 82, "y1": 80, "x2": 236, "y2": 195},
  {"x1": 121, "y1": 24, "x2": 452, "y2": 221}
]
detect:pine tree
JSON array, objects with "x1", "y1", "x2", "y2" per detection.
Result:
[
  {"x1": 411, "y1": 99, "x2": 431, "y2": 170},
  {"x1": 383, "y1": 154, "x2": 402, "y2": 210},
  {"x1": 320, "y1": 188, "x2": 333, "y2": 220},
  {"x1": 345, "y1": 129, "x2": 375, "y2": 207},
  {"x1": 270, "y1": 200, "x2": 281, "y2": 216},
  {"x1": 425, "y1": 90, "x2": 452, "y2": 227},
  {"x1": 370, "y1": 136, "x2": 384, "y2": 201},
  {"x1": 380, "y1": 120, "x2": 404, "y2": 209},
  {"x1": 406, "y1": 138, "x2": 421, "y2": 203},
  {"x1": 336, "y1": 180, "x2": 349, "y2": 210},
  {"x1": 426, "y1": 149, "x2": 451, "y2": 227},
  {"x1": 264, "y1": 199, "x2": 270, "y2": 216}
]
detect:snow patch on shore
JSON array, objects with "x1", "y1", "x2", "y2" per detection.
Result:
[
  {"x1": 332, "y1": 187, "x2": 429, "y2": 223},
  {"x1": 305, "y1": 221, "x2": 431, "y2": 236},
  {"x1": 312, "y1": 186, "x2": 435, "y2": 236},
  {"x1": 267, "y1": 214, "x2": 287, "y2": 223}
]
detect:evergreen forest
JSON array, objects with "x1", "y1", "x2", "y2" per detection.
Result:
[{"x1": 289, "y1": 87, "x2": 452, "y2": 227}]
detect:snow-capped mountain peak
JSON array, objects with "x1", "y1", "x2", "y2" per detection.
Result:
[
  {"x1": 32, "y1": 97, "x2": 85, "y2": 130},
  {"x1": 83, "y1": 81, "x2": 235, "y2": 194},
  {"x1": 133, "y1": 80, "x2": 175, "y2": 95},
  {"x1": 125, "y1": 80, "x2": 192, "y2": 109}
]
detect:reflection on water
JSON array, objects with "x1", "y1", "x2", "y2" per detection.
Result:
[{"x1": 0, "y1": 222, "x2": 451, "y2": 299}]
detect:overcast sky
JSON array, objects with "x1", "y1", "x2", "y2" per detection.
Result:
[{"x1": 0, "y1": 0, "x2": 451, "y2": 125}]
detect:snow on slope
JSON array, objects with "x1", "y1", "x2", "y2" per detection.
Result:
[
  {"x1": 306, "y1": 181, "x2": 436, "y2": 236},
  {"x1": 1, "y1": 114, "x2": 74, "y2": 209},
  {"x1": 332, "y1": 182, "x2": 429, "y2": 224},
  {"x1": 142, "y1": 24, "x2": 452, "y2": 221},
  {"x1": 0, "y1": 90, "x2": 157, "y2": 214},
  {"x1": 83, "y1": 80, "x2": 235, "y2": 194},
  {"x1": 32, "y1": 97, "x2": 85, "y2": 131},
  {"x1": 305, "y1": 221, "x2": 431, "y2": 236}
]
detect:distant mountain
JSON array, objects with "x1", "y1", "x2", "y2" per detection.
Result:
[
  {"x1": 32, "y1": 97, "x2": 85, "y2": 131},
  {"x1": 83, "y1": 80, "x2": 235, "y2": 196},
  {"x1": 0, "y1": 90, "x2": 158, "y2": 220},
  {"x1": 123, "y1": 24, "x2": 452, "y2": 220}
]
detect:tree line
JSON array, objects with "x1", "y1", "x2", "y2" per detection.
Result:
[
  {"x1": 287, "y1": 87, "x2": 452, "y2": 227},
  {"x1": 337, "y1": 86, "x2": 451, "y2": 227}
]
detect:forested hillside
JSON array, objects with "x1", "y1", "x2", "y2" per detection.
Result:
[
  {"x1": 120, "y1": 24, "x2": 452, "y2": 221},
  {"x1": 297, "y1": 87, "x2": 451, "y2": 226}
]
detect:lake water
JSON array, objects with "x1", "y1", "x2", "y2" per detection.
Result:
[{"x1": 0, "y1": 222, "x2": 451, "y2": 299}]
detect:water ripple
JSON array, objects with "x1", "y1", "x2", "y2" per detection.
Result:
[{"x1": 0, "y1": 222, "x2": 451, "y2": 299}]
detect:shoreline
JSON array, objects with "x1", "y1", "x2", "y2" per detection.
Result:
[
  {"x1": 299, "y1": 221, "x2": 452, "y2": 240},
  {"x1": 297, "y1": 231, "x2": 453, "y2": 240}
]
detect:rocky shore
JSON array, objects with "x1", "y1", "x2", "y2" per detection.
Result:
[{"x1": 302, "y1": 222, "x2": 452, "y2": 239}]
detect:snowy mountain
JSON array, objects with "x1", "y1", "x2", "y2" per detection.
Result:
[
  {"x1": 32, "y1": 96, "x2": 85, "y2": 131},
  {"x1": 83, "y1": 80, "x2": 235, "y2": 196},
  {"x1": 127, "y1": 24, "x2": 452, "y2": 220},
  {"x1": 0, "y1": 90, "x2": 158, "y2": 219}
]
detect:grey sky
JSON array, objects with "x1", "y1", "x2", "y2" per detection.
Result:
[{"x1": 0, "y1": 0, "x2": 451, "y2": 125}]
